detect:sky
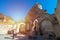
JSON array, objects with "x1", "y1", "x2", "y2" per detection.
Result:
[{"x1": 0, "y1": 0, "x2": 57, "y2": 21}]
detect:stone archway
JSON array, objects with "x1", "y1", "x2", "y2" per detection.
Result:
[
  {"x1": 41, "y1": 20, "x2": 54, "y2": 33},
  {"x1": 32, "y1": 19, "x2": 38, "y2": 31},
  {"x1": 31, "y1": 16, "x2": 55, "y2": 35},
  {"x1": 19, "y1": 23, "x2": 26, "y2": 33},
  {"x1": 41, "y1": 19, "x2": 55, "y2": 39},
  {"x1": 30, "y1": 19, "x2": 39, "y2": 36}
]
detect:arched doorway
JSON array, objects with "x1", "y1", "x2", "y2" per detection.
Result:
[{"x1": 19, "y1": 23, "x2": 26, "y2": 34}]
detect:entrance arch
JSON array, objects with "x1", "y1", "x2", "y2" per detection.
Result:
[{"x1": 19, "y1": 23, "x2": 26, "y2": 33}]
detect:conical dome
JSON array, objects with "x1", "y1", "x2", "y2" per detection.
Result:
[{"x1": 33, "y1": 3, "x2": 42, "y2": 10}]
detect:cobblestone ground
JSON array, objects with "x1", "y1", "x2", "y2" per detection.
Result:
[
  {"x1": 0, "y1": 34, "x2": 17, "y2": 40},
  {"x1": 0, "y1": 34, "x2": 56, "y2": 40},
  {"x1": 0, "y1": 34, "x2": 45, "y2": 40},
  {"x1": 0, "y1": 34, "x2": 29, "y2": 40}
]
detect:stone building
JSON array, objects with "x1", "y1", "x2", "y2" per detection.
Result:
[
  {"x1": 54, "y1": 0, "x2": 60, "y2": 37},
  {"x1": 25, "y1": 3, "x2": 56, "y2": 38},
  {"x1": 25, "y1": 1, "x2": 60, "y2": 38},
  {"x1": 25, "y1": 3, "x2": 44, "y2": 32},
  {"x1": 55, "y1": 0, "x2": 60, "y2": 24}
]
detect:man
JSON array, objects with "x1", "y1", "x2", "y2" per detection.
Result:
[{"x1": 13, "y1": 29, "x2": 17, "y2": 39}]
